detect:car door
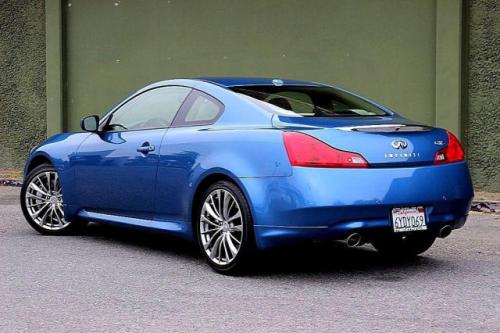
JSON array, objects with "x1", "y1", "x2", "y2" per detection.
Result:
[
  {"x1": 154, "y1": 89, "x2": 224, "y2": 223},
  {"x1": 74, "y1": 86, "x2": 191, "y2": 219}
]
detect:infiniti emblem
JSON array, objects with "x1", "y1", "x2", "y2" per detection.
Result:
[
  {"x1": 391, "y1": 140, "x2": 408, "y2": 149},
  {"x1": 272, "y1": 79, "x2": 284, "y2": 86}
]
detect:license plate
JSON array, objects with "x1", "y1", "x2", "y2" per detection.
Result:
[{"x1": 391, "y1": 207, "x2": 427, "y2": 232}]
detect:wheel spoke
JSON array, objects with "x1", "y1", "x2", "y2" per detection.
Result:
[
  {"x1": 201, "y1": 228, "x2": 219, "y2": 235},
  {"x1": 201, "y1": 215, "x2": 220, "y2": 228},
  {"x1": 32, "y1": 202, "x2": 50, "y2": 218},
  {"x1": 39, "y1": 205, "x2": 51, "y2": 226},
  {"x1": 209, "y1": 195, "x2": 221, "y2": 218},
  {"x1": 217, "y1": 190, "x2": 223, "y2": 219},
  {"x1": 229, "y1": 232, "x2": 241, "y2": 245},
  {"x1": 222, "y1": 236, "x2": 230, "y2": 262},
  {"x1": 29, "y1": 183, "x2": 48, "y2": 197},
  {"x1": 53, "y1": 207, "x2": 64, "y2": 225},
  {"x1": 227, "y1": 200, "x2": 235, "y2": 216},
  {"x1": 217, "y1": 234, "x2": 225, "y2": 262},
  {"x1": 35, "y1": 176, "x2": 49, "y2": 193},
  {"x1": 227, "y1": 211, "x2": 242, "y2": 223},
  {"x1": 56, "y1": 205, "x2": 65, "y2": 217},
  {"x1": 53, "y1": 172, "x2": 59, "y2": 188},
  {"x1": 45, "y1": 172, "x2": 51, "y2": 192},
  {"x1": 28, "y1": 201, "x2": 46, "y2": 209},
  {"x1": 222, "y1": 192, "x2": 231, "y2": 220},
  {"x1": 210, "y1": 233, "x2": 224, "y2": 259},
  {"x1": 226, "y1": 233, "x2": 238, "y2": 257},
  {"x1": 26, "y1": 192, "x2": 44, "y2": 200},
  {"x1": 229, "y1": 224, "x2": 243, "y2": 232},
  {"x1": 204, "y1": 229, "x2": 222, "y2": 250},
  {"x1": 204, "y1": 202, "x2": 222, "y2": 222},
  {"x1": 50, "y1": 208, "x2": 56, "y2": 228}
]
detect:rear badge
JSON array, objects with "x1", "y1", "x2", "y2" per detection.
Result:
[
  {"x1": 391, "y1": 139, "x2": 408, "y2": 149},
  {"x1": 385, "y1": 152, "x2": 420, "y2": 158},
  {"x1": 272, "y1": 79, "x2": 284, "y2": 86}
]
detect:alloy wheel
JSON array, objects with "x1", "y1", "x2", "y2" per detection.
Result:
[
  {"x1": 199, "y1": 189, "x2": 244, "y2": 265},
  {"x1": 24, "y1": 171, "x2": 69, "y2": 231}
]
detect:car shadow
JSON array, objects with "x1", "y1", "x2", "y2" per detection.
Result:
[
  {"x1": 80, "y1": 222, "x2": 452, "y2": 278},
  {"x1": 82, "y1": 222, "x2": 200, "y2": 259},
  {"x1": 247, "y1": 243, "x2": 447, "y2": 278}
]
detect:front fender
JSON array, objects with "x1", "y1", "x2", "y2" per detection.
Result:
[
  {"x1": 23, "y1": 132, "x2": 90, "y2": 221},
  {"x1": 24, "y1": 132, "x2": 90, "y2": 173}
]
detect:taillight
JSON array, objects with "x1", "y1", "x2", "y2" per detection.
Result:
[
  {"x1": 434, "y1": 131, "x2": 465, "y2": 164},
  {"x1": 283, "y1": 132, "x2": 368, "y2": 168}
]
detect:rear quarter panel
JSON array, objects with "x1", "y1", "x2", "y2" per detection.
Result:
[{"x1": 155, "y1": 126, "x2": 291, "y2": 223}]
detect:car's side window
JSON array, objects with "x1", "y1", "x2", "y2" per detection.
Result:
[
  {"x1": 172, "y1": 90, "x2": 224, "y2": 127},
  {"x1": 105, "y1": 86, "x2": 191, "y2": 131}
]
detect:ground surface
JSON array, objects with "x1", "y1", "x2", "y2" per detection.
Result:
[{"x1": 1, "y1": 186, "x2": 499, "y2": 332}]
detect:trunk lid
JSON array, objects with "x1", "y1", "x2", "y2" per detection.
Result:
[{"x1": 273, "y1": 115, "x2": 448, "y2": 167}]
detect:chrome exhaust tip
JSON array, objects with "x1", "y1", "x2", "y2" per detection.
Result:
[
  {"x1": 438, "y1": 225, "x2": 452, "y2": 238},
  {"x1": 346, "y1": 233, "x2": 363, "y2": 247}
]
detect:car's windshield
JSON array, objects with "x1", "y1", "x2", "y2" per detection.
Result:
[{"x1": 231, "y1": 85, "x2": 387, "y2": 117}]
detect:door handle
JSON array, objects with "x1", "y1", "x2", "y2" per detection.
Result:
[{"x1": 137, "y1": 144, "x2": 155, "y2": 154}]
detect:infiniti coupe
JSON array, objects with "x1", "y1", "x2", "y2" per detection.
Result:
[{"x1": 21, "y1": 77, "x2": 474, "y2": 274}]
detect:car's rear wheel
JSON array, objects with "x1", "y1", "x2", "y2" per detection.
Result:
[
  {"x1": 371, "y1": 233, "x2": 436, "y2": 259},
  {"x1": 195, "y1": 180, "x2": 255, "y2": 274},
  {"x1": 21, "y1": 164, "x2": 86, "y2": 235}
]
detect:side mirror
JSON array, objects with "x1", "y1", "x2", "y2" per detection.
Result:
[{"x1": 81, "y1": 115, "x2": 100, "y2": 132}]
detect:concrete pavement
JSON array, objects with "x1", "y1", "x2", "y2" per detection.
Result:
[{"x1": 1, "y1": 186, "x2": 499, "y2": 332}]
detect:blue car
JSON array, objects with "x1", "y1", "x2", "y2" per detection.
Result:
[{"x1": 21, "y1": 77, "x2": 473, "y2": 274}]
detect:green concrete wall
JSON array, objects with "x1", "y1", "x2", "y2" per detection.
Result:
[
  {"x1": 0, "y1": 0, "x2": 498, "y2": 192},
  {"x1": 466, "y1": 0, "x2": 500, "y2": 192},
  {"x1": 0, "y1": 0, "x2": 46, "y2": 169},
  {"x1": 62, "y1": 0, "x2": 439, "y2": 131}
]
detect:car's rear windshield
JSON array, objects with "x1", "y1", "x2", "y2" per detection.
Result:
[{"x1": 230, "y1": 85, "x2": 387, "y2": 117}]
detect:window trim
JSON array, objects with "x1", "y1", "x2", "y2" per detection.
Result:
[
  {"x1": 98, "y1": 85, "x2": 192, "y2": 133},
  {"x1": 170, "y1": 89, "x2": 225, "y2": 128}
]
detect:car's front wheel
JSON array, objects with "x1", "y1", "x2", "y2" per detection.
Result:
[
  {"x1": 371, "y1": 233, "x2": 436, "y2": 259},
  {"x1": 21, "y1": 164, "x2": 85, "y2": 235},
  {"x1": 195, "y1": 180, "x2": 255, "y2": 274}
]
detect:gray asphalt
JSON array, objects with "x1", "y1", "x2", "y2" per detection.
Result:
[{"x1": 1, "y1": 186, "x2": 499, "y2": 333}]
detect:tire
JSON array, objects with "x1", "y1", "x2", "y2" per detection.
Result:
[
  {"x1": 20, "y1": 164, "x2": 87, "y2": 235},
  {"x1": 195, "y1": 180, "x2": 255, "y2": 274},
  {"x1": 371, "y1": 232, "x2": 436, "y2": 259}
]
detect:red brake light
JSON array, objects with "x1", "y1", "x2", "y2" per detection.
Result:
[
  {"x1": 283, "y1": 132, "x2": 368, "y2": 168},
  {"x1": 434, "y1": 131, "x2": 465, "y2": 164}
]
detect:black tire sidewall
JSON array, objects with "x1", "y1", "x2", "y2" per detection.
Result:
[{"x1": 195, "y1": 180, "x2": 255, "y2": 274}]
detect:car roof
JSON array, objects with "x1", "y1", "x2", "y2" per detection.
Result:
[{"x1": 196, "y1": 77, "x2": 328, "y2": 88}]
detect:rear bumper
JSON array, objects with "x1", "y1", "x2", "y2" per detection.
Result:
[{"x1": 240, "y1": 162, "x2": 473, "y2": 249}]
